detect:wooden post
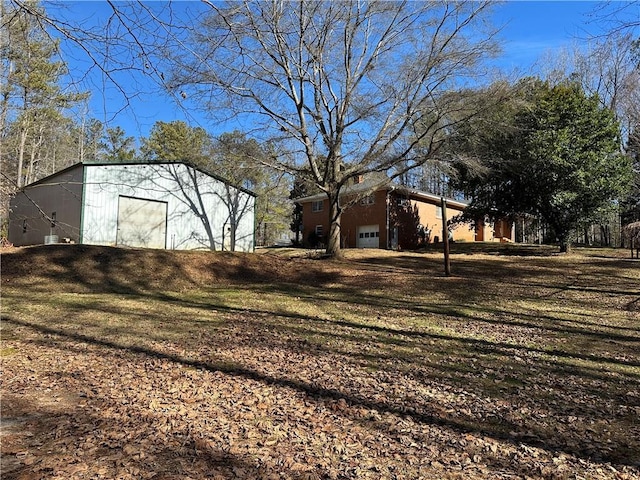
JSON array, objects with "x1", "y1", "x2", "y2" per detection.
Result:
[{"x1": 441, "y1": 197, "x2": 451, "y2": 276}]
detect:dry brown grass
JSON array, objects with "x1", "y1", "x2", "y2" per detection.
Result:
[{"x1": 1, "y1": 244, "x2": 639, "y2": 479}]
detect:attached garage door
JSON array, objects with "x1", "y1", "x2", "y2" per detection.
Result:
[
  {"x1": 357, "y1": 224, "x2": 380, "y2": 248},
  {"x1": 116, "y1": 196, "x2": 167, "y2": 249}
]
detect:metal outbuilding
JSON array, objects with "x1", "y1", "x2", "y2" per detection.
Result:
[{"x1": 8, "y1": 162, "x2": 256, "y2": 252}]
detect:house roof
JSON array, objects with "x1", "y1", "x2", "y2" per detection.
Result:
[
  {"x1": 295, "y1": 173, "x2": 391, "y2": 204},
  {"x1": 16, "y1": 161, "x2": 257, "y2": 197},
  {"x1": 15, "y1": 162, "x2": 84, "y2": 190},
  {"x1": 392, "y1": 186, "x2": 469, "y2": 210},
  {"x1": 296, "y1": 178, "x2": 469, "y2": 210}
]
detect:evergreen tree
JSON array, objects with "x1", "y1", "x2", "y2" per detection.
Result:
[
  {"x1": 99, "y1": 126, "x2": 136, "y2": 163},
  {"x1": 289, "y1": 175, "x2": 308, "y2": 245},
  {"x1": 79, "y1": 118, "x2": 104, "y2": 163},
  {"x1": 1, "y1": 1, "x2": 86, "y2": 187},
  {"x1": 453, "y1": 80, "x2": 633, "y2": 252},
  {"x1": 140, "y1": 120, "x2": 211, "y2": 166},
  {"x1": 621, "y1": 126, "x2": 640, "y2": 224}
]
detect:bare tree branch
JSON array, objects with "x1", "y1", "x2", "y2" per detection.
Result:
[{"x1": 168, "y1": 1, "x2": 498, "y2": 256}]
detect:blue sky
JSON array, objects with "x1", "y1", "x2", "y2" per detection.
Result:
[
  {"x1": 494, "y1": 1, "x2": 597, "y2": 71},
  {"x1": 55, "y1": 1, "x2": 633, "y2": 141}
]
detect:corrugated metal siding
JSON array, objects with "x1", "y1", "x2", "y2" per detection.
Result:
[
  {"x1": 82, "y1": 163, "x2": 255, "y2": 251},
  {"x1": 8, "y1": 164, "x2": 84, "y2": 246}
]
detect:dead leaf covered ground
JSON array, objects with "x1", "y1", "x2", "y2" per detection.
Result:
[{"x1": 1, "y1": 244, "x2": 639, "y2": 479}]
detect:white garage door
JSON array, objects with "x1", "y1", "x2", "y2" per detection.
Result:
[
  {"x1": 357, "y1": 224, "x2": 380, "y2": 248},
  {"x1": 116, "y1": 196, "x2": 167, "y2": 249}
]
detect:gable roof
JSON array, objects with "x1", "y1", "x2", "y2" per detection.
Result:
[
  {"x1": 392, "y1": 186, "x2": 469, "y2": 209},
  {"x1": 295, "y1": 173, "x2": 391, "y2": 204},
  {"x1": 16, "y1": 161, "x2": 257, "y2": 197},
  {"x1": 296, "y1": 178, "x2": 468, "y2": 210}
]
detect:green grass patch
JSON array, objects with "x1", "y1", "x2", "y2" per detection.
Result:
[{"x1": 0, "y1": 346, "x2": 17, "y2": 356}]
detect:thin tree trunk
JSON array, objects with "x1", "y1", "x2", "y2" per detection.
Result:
[
  {"x1": 27, "y1": 136, "x2": 38, "y2": 185},
  {"x1": 17, "y1": 125, "x2": 28, "y2": 188},
  {"x1": 79, "y1": 115, "x2": 85, "y2": 162},
  {"x1": 0, "y1": 2, "x2": 10, "y2": 169},
  {"x1": 0, "y1": 92, "x2": 8, "y2": 168},
  {"x1": 441, "y1": 197, "x2": 451, "y2": 276},
  {"x1": 26, "y1": 127, "x2": 45, "y2": 185},
  {"x1": 51, "y1": 142, "x2": 56, "y2": 175}
]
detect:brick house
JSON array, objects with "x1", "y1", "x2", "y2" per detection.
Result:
[{"x1": 296, "y1": 176, "x2": 513, "y2": 249}]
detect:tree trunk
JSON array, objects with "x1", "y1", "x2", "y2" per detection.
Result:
[
  {"x1": 325, "y1": 190, "x2": 343, "y2": 258},
  {"x1": 0, "y1": 2, "x2": 11, "y2": 174},
  {"x1": 17, "y1": 126, "x2": 28, "y2": 188},
  {"x1": 601, "y1": 224, "x2": 610, "y2": 246},
  {"x1": 27, "y1": 134, "x2": 39, "y2": 185},
  {"x1": 441, "y1": 197, "x2": 451, "y2": 276},
  {"x1": 559, "y1": 234, "x2": 571, "y2": 253}
]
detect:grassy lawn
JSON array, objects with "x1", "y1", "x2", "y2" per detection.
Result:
[{"x1": 1, "y1": 244, "x2": 639, "y2": 479}]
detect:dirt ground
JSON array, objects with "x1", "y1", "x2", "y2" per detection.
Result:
[{"x1": 1, "y1": 244, "x2": 639, "y2": 479}]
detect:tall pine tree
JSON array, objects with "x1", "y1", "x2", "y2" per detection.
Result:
[{"x1": 1, "y1": 1, "x2": 86, "y2": 188}]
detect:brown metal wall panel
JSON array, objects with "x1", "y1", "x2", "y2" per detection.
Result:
[{"x1": 8, "y1": 165, "x2": 84, "y2": 246}]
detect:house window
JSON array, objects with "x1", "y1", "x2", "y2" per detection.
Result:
[
  {"x1": 312, "y1": 200, "x2": 323, "y2": 212},
  {"x1": 360, "y1": 194, "x2": 375, "y2": 205},
  {"x1": 22, "y1": 219, "x2": 27, "y2": 233},
  {"x1": 436, "y1": 205, "x2": 443, "y2": 219},
  {"x1": 315, "y1": 225, "x2": 323, "y2": 236},
  {"x1": 397, "y1": 198, "x2": 410, "y2": 207}
]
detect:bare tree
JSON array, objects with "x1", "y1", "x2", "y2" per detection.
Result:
[
  {"x1": 5, "y1": 1, "x2": 498, "y2": 256},
  {"x1": 169, "y1": 0, "x2": 498, "y2": 257},
  {"x1": 5, "y1": 0, "x2": 198, "y2": 127},
  {"x1": 590, "y1": 1, "x2": 640, "y2": 36},
  {"x1": 571, "y1": 32, "x2": 640, "y2": 144}
]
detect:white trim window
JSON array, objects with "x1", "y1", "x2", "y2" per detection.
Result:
[
  {"x1": 312, "y1": 200, "x2": 324, "y2": 212},
  {"x1": 315, "y1": 225, "x2": 324, "y2": 236},
  {"x1": 436, "y1": 205, "x2": 443, "y2": 219}
]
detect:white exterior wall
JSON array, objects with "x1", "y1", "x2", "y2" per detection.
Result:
[{"x1": 81, "y1": 163, "x2": 255, "y2": 251}]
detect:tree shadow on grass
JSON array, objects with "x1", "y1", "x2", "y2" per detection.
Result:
[
  {"x1": 0, "y1": 393, "x2": 326, "y2": 480},
  {"x1": 3, "y1": 315, "x2": 639, "y2": 471},
  {"x1": 0, "y1": 244, "x2": 341, "y2": 296},
  {"x1": 3, "y1": 245, "x2": 640, "y2": 472},
  {"x1": 27, "y1": 280, "x2": 637, "y2": 369},
  {"x1": 244, "y1": 281, "x2": 640, "y2": 347}
]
